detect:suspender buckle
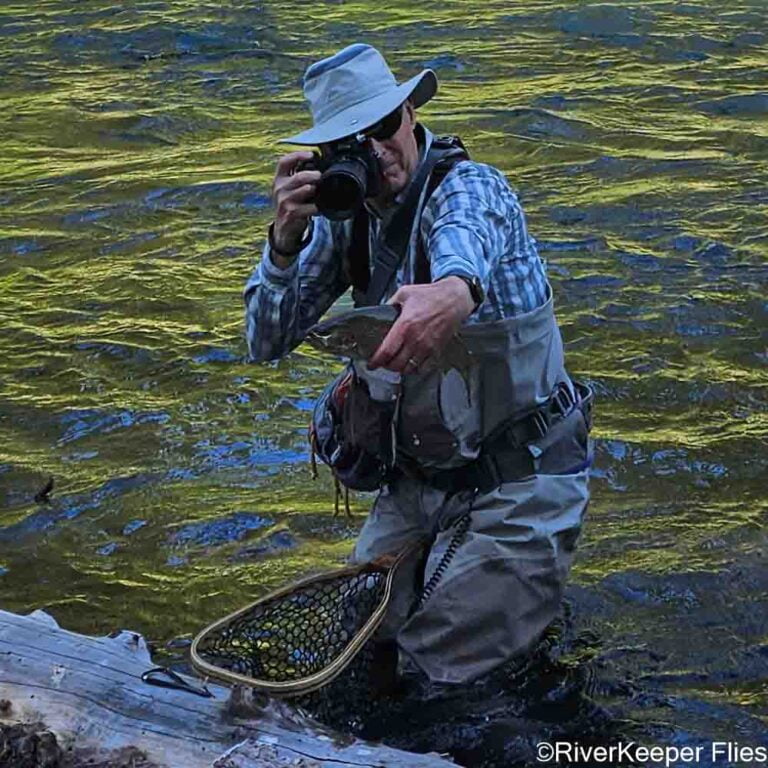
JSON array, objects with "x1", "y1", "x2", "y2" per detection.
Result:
[
  {"x1": 552, "y1": 382, "x2": 576, "y2": 416},
  {"x1": 531, "y1": 410, "x2": 550, "y2": 440}
]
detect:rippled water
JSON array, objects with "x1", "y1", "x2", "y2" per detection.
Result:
[{"x1": 1, "y1": 0, "x2": 766, "y2": 763}]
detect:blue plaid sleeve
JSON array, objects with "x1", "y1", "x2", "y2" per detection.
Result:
[
  {"x1": 420, "y1": 161, "x2": 548, "y2": 320},
  {"x1": 243, "y1": 218, "x2": 350, "y2": 361}
]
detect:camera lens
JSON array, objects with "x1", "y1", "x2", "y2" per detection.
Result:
[{"x1": 316, "y1": 157, "x2": 368, "y2": 220}]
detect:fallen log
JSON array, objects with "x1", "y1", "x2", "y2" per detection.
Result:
[{"x1": 0, "y1": 609, "x2": 454, "y2": 768}]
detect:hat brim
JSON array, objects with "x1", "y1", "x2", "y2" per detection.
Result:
[{"x1": 281, "y1": 69, "x2": 438, "y2": 146}]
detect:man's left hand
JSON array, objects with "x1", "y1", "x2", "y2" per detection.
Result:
[{"x1": 368, "y1": 277, "x2": 475, "y2": 373}]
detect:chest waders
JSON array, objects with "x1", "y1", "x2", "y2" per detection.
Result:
[
  {"x1": 309, "y1": 132, "x2": 593, "y2": 684},
  {"x1": 341, "y1": 137, "x2": 593, "y2": 685}
]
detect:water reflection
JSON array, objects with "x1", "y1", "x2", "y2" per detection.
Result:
[{"x1": 0, "y1": 0, "x2": 766, "y2": 763}]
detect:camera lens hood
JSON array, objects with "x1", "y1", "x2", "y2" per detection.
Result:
[{"x1": 316, "y1": 159, "x2": 369, "y2": 220}]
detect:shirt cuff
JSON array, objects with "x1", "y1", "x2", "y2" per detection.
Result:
[
  {"x1": 260, "y1": 242, "x2": 300, "y2": 288},
  {"x1": 259, "y1": 221, "x2": 314, "y2": 288},
  {"x1": 430, "y1": 255, "x2": 489, "y2": 289}
]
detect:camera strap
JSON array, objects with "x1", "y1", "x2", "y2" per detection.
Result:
[{"x1": 353, "y1": 136, "x2": 469, "y2": 307}]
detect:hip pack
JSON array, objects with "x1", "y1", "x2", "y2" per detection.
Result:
[{"x1": 309, "y1": 362, "x2": 401, "y2": 493}]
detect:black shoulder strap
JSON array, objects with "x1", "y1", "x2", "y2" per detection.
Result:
[
  {"x1": 355, "y1": 137, "x2": 469, "y2": 307},
  {"x1": 347, "y1": 207, "x2": 371, "y2": 300}
]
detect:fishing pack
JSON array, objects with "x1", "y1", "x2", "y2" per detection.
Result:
[{"x1": 309, "y1": 361, "x2": 401, "y2": 494}]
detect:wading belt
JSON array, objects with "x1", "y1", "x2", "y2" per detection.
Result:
[{"x1": 397, "y1": 381, "x2": 594, "y2": 495}]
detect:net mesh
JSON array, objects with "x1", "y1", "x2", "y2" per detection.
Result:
[
  {"x1": 192, "y1": 563, "x2": 389, "y2": 699},
  {"x1": 295, "y1": 639, "x2": 382, "y2": 729}
]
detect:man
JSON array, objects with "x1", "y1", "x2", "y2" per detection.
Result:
[{"x1": 244, "y1": 43, "x2": 592, "y2": 687}]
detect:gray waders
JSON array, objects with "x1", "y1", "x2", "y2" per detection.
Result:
[
  {"x1": 312, "y1": 130, "x2": 591, "y2": 686},
  {"x1": 350, "y1": 289, "x2": 592, "y2": 685},
  {"x1": 352, "y1": 432, "x2": 590, "y2": 685}
]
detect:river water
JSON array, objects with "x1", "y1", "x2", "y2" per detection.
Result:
[{"x1": 0, "y1": 1, "x2": 766, "y2": 764}]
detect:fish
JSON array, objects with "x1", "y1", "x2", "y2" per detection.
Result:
[{"x1": 304, "y1": 304, "x2": 474, "y2": 372}]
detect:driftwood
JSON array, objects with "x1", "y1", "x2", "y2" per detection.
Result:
[{"x1": 0, "y1": 610, "x2": 454, "y2": 768}]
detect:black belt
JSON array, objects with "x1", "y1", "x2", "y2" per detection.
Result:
[{"x1": 396, "y1": 381, "x2": 593, "y2": 495}]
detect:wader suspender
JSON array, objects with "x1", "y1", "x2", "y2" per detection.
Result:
[{"x1": 350, "y1": 136, "x2": 468, "y2": 307}]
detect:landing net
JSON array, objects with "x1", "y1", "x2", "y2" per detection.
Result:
[{"x1": 191, "y1": 551, "x2": 408, "y2": 699}]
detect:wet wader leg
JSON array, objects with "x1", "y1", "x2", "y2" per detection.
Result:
[
  {"x1": 397, "y1": 468, "x2": 590, "y2": 685},
  {"x1": 349, "y1": 475, "x2": 448, "y2": 697},
  {"x1": 351, "y1": 474, "x2": 447, "y2": 643}
]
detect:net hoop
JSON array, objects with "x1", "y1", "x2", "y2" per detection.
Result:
[{"x1": 190, "y1": 543, "x2": 419, "y2": 696}]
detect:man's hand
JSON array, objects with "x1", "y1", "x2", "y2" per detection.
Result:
[
  {"x1": 271, "y1": 151, "x2": 321, "y2": 259},
  {"x1": 368, "y1": 277, "x2": 475, "y2": 373}
]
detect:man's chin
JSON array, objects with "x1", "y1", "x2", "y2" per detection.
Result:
[
  {"x1": 366, "y1": 171, "x2": 408, "y2": 210},
  {"x1": 383, "y1": 171, "x2": 408, "y2": 196}
]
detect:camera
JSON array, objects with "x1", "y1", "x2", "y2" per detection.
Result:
[{"x1": 299, "y1": 136, "x2": 382, "y2": 221}]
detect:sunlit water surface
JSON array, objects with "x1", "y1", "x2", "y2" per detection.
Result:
[{"x1": 0, "y1": 1, "x2": 766, "y2": 764}]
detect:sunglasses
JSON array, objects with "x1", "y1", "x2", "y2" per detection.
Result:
[
  {"x1": 326, "y1": 104, "x2": 404, "y2": 153},
  {"x1": 362, "y1": 104, "x2": 404, "y2": 142}
]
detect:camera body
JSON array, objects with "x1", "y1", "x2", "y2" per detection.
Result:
[{"x1": 299, "y1": 136, "x2": 383, "y2": 221}]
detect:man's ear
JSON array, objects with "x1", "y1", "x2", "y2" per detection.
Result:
[{"x1": 404, "y1": 99, "x2": 416, "y2": 126}]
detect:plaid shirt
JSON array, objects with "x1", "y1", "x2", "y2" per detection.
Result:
[{"x1": 244, "y1": 128, "x2": 548, "y2": 362}]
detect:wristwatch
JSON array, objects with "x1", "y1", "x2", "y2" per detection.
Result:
[
  {"x1": 268, "y1": 222, "x2": 312, "y2": 259},
  {"x1": 441, "y1": 273, "x2": 485, "y2": 310}
]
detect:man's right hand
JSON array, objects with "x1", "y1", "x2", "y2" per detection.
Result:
[{"x1": 271, "y1": 151, "x2": 322, "y2": 256}]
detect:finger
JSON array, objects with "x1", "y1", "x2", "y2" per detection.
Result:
[
  {"x1": 277, "y1": 185, "x2": 317, "y2": 215},
  {"x1": 289, "y1": 183, "x2": 319, "y2": 203},
  {"x1": 368, "y1": 326, "x2": 406, "y2": 370},
  {"x1": 289, "y1": 202, "x2": 318, "y2": 219},
  {"x1": 276, "y1": 151, "x2": 315, "y2": 176},
  {"x1": 386, "y1": 344, "x2": 420, "y2": 375},
  {"x1": 386, "y1": 286, "x2": 409, "y2": 306},
  {"x1": 275, "y1": 173, "x2": 321, "y2": 200},
  {"x1": 281, "y1": 170, "x2": 322, "y2": 188},
  {"x1": 278, "y1": 202, "x2": 318, "y2": 223},
  {"x1": 277, "y1": 186, "x2": 318, "y2": 216}
]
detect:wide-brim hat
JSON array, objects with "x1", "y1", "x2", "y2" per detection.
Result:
[{"x1": 282, "y1": 44, "x2": 438, "y2": 146}]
